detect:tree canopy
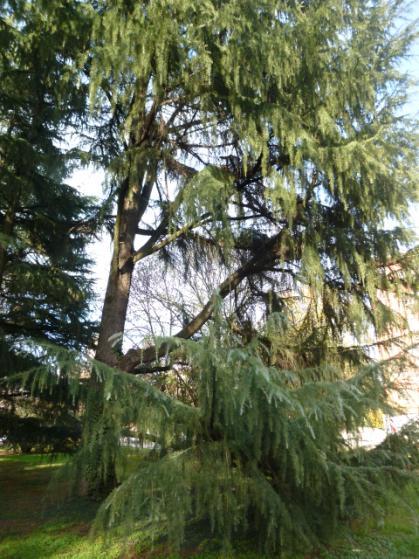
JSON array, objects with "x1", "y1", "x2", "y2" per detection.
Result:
[
  {"x1": 1, "y1": 0, "x2": 418, "y2": 555},
  {"x1": 0, "y1": 0, "x2": 96, "y2": 452},
  {"x1": 86, "y1": 0, "x2": 417, "y2": 371}
]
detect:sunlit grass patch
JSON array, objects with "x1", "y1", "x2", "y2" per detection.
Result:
[
  {"x1": 0, "y1": 452, "x2": 67, "y2": 465},
  {"x1": 0, "y1": 527, "x2": 123, "y2": 559}
]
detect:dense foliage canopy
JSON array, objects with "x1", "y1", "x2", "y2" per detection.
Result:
[
  {"x1": 0, "y1": 0, "x2": 418, "y2": 554},
  {"x1": 0, "y1": 0, "x2": 95, "y2": 452}
]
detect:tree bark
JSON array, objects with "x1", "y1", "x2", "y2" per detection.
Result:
[
  {"x1": 85, "y1": 159, "x2": 155, "y2": 496},
  {"x1": 95, "y1": 175, "x2": 148, "y2": 364}
]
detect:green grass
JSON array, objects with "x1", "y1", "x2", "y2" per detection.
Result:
[
  {"x1": 319, "y1": 483, "x2": 419, "y2": 559},
  {"x1": 0, "y1": 453, "x2": 118, "y2": 558},
  {"x1": 0, "y1": 453, "x2": 417, "y2": 558}
]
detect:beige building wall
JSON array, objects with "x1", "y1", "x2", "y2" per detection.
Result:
[{"x1": 376, "y1": 280, "x2": 418, "y2": 418}]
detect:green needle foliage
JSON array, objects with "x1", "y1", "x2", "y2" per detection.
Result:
[
  {"x1": 77, "y1": 0, "x2": 419, "y2": 552},
  {"x1": 3, "y1": 0, "x2": 418, "y2": 555},
  {"x1": 0, "y1": 1, "x2": 96, "y2": 451},
  {"x1": 86, "y1": 0, "x2": 418, "y2": 362},
  {"x1": 29, "y1": 309, "x2": 418, "y2": 554}
]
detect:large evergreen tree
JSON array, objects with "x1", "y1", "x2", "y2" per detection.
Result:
[
  {"x1": 86, "y1": 0, "x2": 417, "y2": 371},
  {"x1": 0, "y1": 0, "x2": 96, "y2": 451},
  {"x1": 34, "y1": 0, "x2": 418, "y2": 553}
]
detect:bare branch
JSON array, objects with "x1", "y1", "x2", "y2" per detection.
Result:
[
  {"x1": 132, "y1": 215, "x2": 211, "y2": 263},
  {"x1": 119, "y1": 232, "x2": 288, "y2": 372}
]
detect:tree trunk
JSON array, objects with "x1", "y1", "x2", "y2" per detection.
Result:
[{"x1": 84, "y1": 162, "x2": 155, "y2": 496}]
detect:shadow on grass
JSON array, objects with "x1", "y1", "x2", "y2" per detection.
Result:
[
  {"x1": 0, "y1": 453, "x2": 417, "y2": 559},
  {"x1": 0, "y1": 454, "x2": 97, "y2": 536}
]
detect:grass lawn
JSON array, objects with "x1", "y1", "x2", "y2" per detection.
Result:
[{"x1": 0, "y1": 453, "x2": 417, "y2": 558}]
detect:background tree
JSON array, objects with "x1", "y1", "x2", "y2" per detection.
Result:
[{"x1": 0, "y1": 0, "x2": 96, "y2": 452}]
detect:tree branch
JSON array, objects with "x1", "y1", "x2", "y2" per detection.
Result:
[
  {"x1": 132, "y1": 214, "x2": 211, "y2": 263},
  {"x1": 119, "y1": 233, "x2": 286, "y2": 373}
]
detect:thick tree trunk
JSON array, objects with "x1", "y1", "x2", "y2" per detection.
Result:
[
  {"x1": 84, "y1": 162, "x2": 155, "y2": 496},
  {"x1": 96, "y1": 179, "x2": 142, "y2": 364}
]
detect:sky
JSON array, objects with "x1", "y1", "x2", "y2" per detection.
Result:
[{"x1": 68, "y1": 3, "x2": 419, "y2": 320}]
